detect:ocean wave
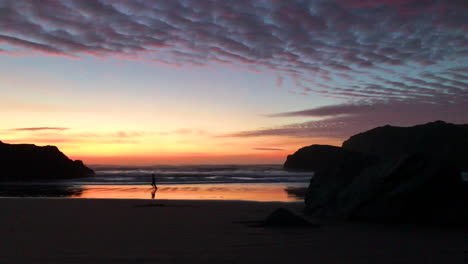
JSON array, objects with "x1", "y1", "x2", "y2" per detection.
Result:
[{"x1": 69, "y1": 164, "x2": 314, "y2": 185}]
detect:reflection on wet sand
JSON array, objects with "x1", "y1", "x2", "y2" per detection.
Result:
[{"x1": 71, "y1": 184, "x2": 306, "y2": 202}]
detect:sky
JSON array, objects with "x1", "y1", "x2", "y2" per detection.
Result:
[{"x1": 0, "y1": 0, "x2": 467, "y2": 165}]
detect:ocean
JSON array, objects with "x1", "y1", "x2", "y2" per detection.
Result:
[
  {"x1": 81, "y1": 164, "x2": 312, "y2": 185},
  {"x1": 0, "y1": 165, "x2": 313, "y2": 202}
]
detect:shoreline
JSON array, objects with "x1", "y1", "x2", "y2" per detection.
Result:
[
  {"x1": 0, "y1": 196, "x2": 305, "y2": 204},
  {"x1": 2, "y1": 198, "x2": 467, "y2": 263},
  {"x1": 0, "y1": 183, "x2": 307, "y2": 202}
]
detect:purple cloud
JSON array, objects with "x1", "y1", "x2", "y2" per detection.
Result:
[
  {"x1": 252, "y1": 147, "x2": 284, "y2": 151},
  {"x1": 267, "y1": 104, "x2": 375, "y2": 118},
  {"x1": 9, "y1": 127, "x2": 69, "y2": 132},
  {"x1": 0, "y1": 0, "x2": 466, "y2": 109},
  {"x1": 0, "y1": 34, "x2": 69, "y2": 57},
  {"x1": 228, "y1": 101, "x2": 468, "y2": 139}
]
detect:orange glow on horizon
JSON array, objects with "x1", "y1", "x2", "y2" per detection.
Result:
[
  {"x1": 1, "y1": 133, "x2": 342, "y2": 165},
  {"x1": 72, "y1": 153, "x2": 289, "y2": 165}
]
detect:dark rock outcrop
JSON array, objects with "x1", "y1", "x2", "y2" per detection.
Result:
[
  {"x1": 304, "y1": 155, "x2": 468, "y2": 224},
  {"x1": 258, "y1": 208, "x2": 317, "y2": 227},
  {"x1": 0, "y1": 141, "x2": 94, "y2": 181},
  {"x1": 284, "y1": 144, "x2": 374, "y2": 172},
  {"x1": 73, "y1": 160, "x2": 94, "y2": 175},
  {"x1": 342, "y1": 121, "x2": 468, "y2": 171},
  {"x1": 286, "y1": 121, "x2": 468, "y2": 224}
]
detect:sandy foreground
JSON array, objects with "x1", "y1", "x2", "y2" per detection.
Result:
[{"x1": 1, "y1": 198, "x2": 467, "y2": 264}]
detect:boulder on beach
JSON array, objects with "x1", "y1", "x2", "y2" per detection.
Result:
[
  {"x1": 304, "y1": 154, "x2": 468, "y2": 224},
  {"x1": 259, "y1": 208, "x2": 317, "y2": 227},
  {"x1": 0, "y1": 141, "x2": 94, "y2": 181}
]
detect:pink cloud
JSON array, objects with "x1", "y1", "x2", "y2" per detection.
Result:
[{"x1": 0, "y1": 0, "x2": 465, "y2": 107}]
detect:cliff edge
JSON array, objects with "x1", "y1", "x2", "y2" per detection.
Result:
[{"x1": 0, "y1": 141, "x2": 94, "y2": 181}]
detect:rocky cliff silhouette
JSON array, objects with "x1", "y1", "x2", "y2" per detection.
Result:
[
  {"x1": 342, "y1": 121, "x2": 468, "y2": 171},
  {"x1": 0, "y1": 141, "x2": 94, "y2": 181},
  {"x1": 284, "y1": 121, "x2": 468, "y2": 224},
  {"x1": 285, "y1": 121, "x2": 468, "y2": 171}
]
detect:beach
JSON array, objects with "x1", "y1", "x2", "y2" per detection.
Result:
[{"x1": 2, "y1": 198, "x2": 467, "y2": 264}]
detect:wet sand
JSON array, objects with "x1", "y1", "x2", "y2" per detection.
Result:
[
  {"x1": 1, "y1": 198, "x2": 467, "y2": 263},
  {"x1": 0, "y1": 183, "x2": 307, "y2": 202}
]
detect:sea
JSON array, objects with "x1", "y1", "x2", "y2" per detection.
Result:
[{"x1": 0, "y1": 165, "x2": 313, "y2": 202}]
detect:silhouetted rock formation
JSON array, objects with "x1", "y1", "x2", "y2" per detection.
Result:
[
  {"x1": 0, "y1": 141, "x2": 94, "y2": 181},
  {"x1": 285, "y1": 121, "x2": 468, "y2": 224},
  {"x1": 284, "y1": 144, "x2": 373, "y2": 172},
  {"x1": 342, "y1": 121, "x2": 468, "y2": 171},
  {"x1": 258, "y1": 208, "x2": 317, "y2": 227},
  {"x1": 304, "y1": 155, "x2": 468, "y2": 225}
]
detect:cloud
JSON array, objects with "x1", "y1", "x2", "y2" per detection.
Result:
[
  {"x1": 3, "y1": 128, "x2": 151, "y2": 145},
  {"x1": 0, "y1": 34, "x2": 72, "y2": 57},
  {"x1": 267, "y1": 104, "x2": 375, "y2": 118},
  {"x1": 2, "y1": 137, "x2": 139, "y2": 145},
  {"x1": 252, "y1": 147, "x2": 284, "y2": 151},
  {"x1": 0, "y1": 0, "x2": 466, "y2": 105},
  {"x1": 227, "y1": 100, "x2": 468, "y2": 140},
  {"x1": 157, "y1": 129, "x2": 209, "y2": 136},
  {"x1": 9, "y1": 127, "x2": 69, "y2": 132}
]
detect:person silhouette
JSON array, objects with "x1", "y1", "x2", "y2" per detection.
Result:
[
  {"x1": 151, "y1": 188, "x2": 157, "y2": 199},
  {"x1": 151, "y1": 173, "x2": 157, "y2": 189}
]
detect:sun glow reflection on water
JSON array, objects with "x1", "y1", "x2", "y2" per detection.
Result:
[{"x1": 69, "y1": 184, "x2": 306, "y2": 202}]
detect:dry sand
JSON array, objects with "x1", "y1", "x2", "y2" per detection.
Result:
[{"x1": 1, "y1": 198, "x2": 466, "y2": 264}]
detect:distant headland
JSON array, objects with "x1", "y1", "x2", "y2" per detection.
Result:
[{"x1": 0, "y1": 141, "x2": 94, "y2": 181}]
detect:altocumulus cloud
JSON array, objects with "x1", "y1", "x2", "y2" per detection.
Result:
[
  {"x1": 1, "y1": 0, "x2": 467, "y2": 140},
  {"x1": 0, "y1": 0, "x2": 466, "y2": 102}
]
